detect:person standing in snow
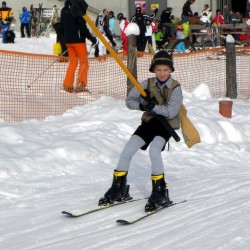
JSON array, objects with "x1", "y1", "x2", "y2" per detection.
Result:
[
  {"x1": 95, "y1": 11, "x2": 104, "y2": 32},
  {"x1": 117, "y1": 13, "x2": 129, "y2": 56},
  {"x1": 143, "y1": 17, "x2": 155, "y2": 51},
  {"x1": 99, "y1": 50, "x2": 183, "y2": 212},
  {"x1": 19, "y1": 7, "x2": 32, "y2": 38},
  {"x1": 102, "y1": 8, "x2": 117, "y2": 49},
  {"x1": 176, "y1": 25, "x2": 186, "y2": 53},
  {"x1": 0, "y1": 1, "x2": 13, "y2": 24},
  {"x1": 130, "y1": 5, "x2": 158, "y2": 53},
  {"x1": 108, "y1": 10, "x2": 115, "y2": 37},
  {"x1": 60, "y1": 0, "x2": 96, "y2": 93}
]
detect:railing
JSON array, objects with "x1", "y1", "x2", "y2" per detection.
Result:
[{"x1": 189, "y1": 23, "x2": 248, "y2": 45}]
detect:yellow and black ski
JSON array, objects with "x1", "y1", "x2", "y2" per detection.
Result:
[
  {"x1": 62, "y1": 197, "x2": 147, "y2": 218},
  {"x1": 116, "y1": 200, "x2": 187, "y2": 225}
]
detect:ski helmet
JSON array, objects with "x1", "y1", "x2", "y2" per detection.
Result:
[
  {"x1": 23, "y1": 7, "x2": 27, "y2": 11},
  {"x1": 149, "y1": 50, "x2": 175, "y2": 73},
  {"x1": 176, "y1": 25, "x2": 183, "y2": 31},
  {"x1": 109, "y1": 11, "x2": 114, "y2": 18},
  {"x1": 2, "y1": 1, "x2": 6, "y2": 5},
  {"x1": 64, "y1": 0, "x2": 71, "y2": 8},
  {"x1": 135, "y1": 5, "x2": 141, "y2": 13},
  {"x1": 117, "y1": 13, "x2": 124, "y2": 21}
]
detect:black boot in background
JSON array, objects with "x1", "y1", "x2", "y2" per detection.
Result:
[
  {"x1": 145, "y1": 174, "x2": 172, "y2": 212},
  {"x1": 98, "y1": 170, "x2": 131, "y2": 205}
]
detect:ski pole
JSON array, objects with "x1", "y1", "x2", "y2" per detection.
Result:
[{"x1": 27, "y1": 49, "x2": 68, "y2": 88}]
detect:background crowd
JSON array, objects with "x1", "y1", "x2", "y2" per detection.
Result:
[{"x1": 1, "y1": 0, "x2": 249, "y2": 51}]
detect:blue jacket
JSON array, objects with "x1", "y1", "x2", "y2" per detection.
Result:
[
  {"x1": 109, "y1": 17, "x2": 115, "y2": 35},
  {"x1": 19, "y1": 11, "x2": 32, "y2": 24}
]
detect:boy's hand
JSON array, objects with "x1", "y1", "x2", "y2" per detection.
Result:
[{"x1": 139, "y1": 89, "x2": 156, "y2": 111}]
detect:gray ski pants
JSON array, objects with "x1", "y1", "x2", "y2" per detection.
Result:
[{"x1": 116, "y1": 135, "x2": 166, "y2": 175}]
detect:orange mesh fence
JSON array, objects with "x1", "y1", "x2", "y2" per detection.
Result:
[
  {"x1": 0, "y1": 51, "x2": 127, "y2": 122},
  {"x1": 0, "y1": 47, "x2": 249, "y2": 122},
  {"x1": 137, "y1": 48, "x2": 250, "y2": 100}
]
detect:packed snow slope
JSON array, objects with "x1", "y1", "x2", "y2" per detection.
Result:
[{"x1": 1, "y1": 91, "x2": 250, "y2": 250}]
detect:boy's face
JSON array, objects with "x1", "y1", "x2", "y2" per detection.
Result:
[{"x1": 154, "y1": 64, "x2": 172, "y2": 81}]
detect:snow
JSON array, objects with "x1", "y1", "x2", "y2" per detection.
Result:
[
  {"x1": 1, "y1": 33, "x2": 250, "y2": 250},
  {"x1": 226, "y1": 34, "x2": 235, "y2": 43},
  {"x1": 0, "y1": 33, "x2": 57, "y2": 55}
]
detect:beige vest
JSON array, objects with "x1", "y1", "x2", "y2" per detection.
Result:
[{"x1": 141, "y1": 77, "x2": 181, "y2": 129}]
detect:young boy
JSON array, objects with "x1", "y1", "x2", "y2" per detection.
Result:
[
  {"x1": 176, "y1": 25, "x2": 186, "y2": 53},
  {"x1": 144, "y1": 18, "x2": 155, "y2": 51},
  {"x1": 99, "y1": 50, "x2": 183, "y2": 212}
]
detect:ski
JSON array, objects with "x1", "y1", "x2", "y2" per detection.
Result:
[
  {"x1": 62, "y1": 197, "x2": 147, "y2": 218},
  {"x1": 116, "y1": 200, "x2": 187, "y2": 225}
]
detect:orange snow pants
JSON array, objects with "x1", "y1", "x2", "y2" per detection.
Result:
[{"x1": 63, "y1": 43, "x2": 89, "y2": 88}]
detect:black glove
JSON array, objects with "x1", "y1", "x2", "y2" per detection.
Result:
[
  {"x1": 139, "y1": 89, "x2": 156, "y2": 112},
  {"x1": 144, "y1": 98, "x2": 156, "y2": 111}
]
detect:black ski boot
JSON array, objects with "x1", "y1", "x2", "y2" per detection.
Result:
[
  {"x1": 145, "y1": 174, "x2": 172, "y2": 212},
  {"x1": 98, "y1": 170, "x2": 131, "y2": 205}
]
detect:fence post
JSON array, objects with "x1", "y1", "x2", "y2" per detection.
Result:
[
  {"x1": 127, "y1": 35, "x2": 137, "y2": 95},
  {"x1": 226, "y1": 35, "x2": 237, "y2": 98},
  {"x1": 247, "y1": 24, "x2": 250, "y2": 46}
]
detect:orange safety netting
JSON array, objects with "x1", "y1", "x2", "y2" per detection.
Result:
[{"x1": 0, "y1": 47, "x2": 249, "y2": 122}]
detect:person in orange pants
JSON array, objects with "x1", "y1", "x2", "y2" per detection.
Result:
[
  {"x1": 61, "y1": 0, "x2": 97, "y2": 93},
  {"x1": 64, "y1": 43, "x2": 89, "y2": 92}
]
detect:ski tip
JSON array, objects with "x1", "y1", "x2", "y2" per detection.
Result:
[
  {"x1": 116, "y1": 219, "x2": 130, "y2": 225},
  {"x1": 62, "y1": 211, "x2": 73, "y2": 216}
]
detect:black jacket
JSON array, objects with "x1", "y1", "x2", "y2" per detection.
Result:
[
  {"x1": 131, "y1": 13, "x2": 147, "y2": 34},
  {"x1": 182, "y1": 1, "x2": 193, "y2": 17},
  {"x1": 160, "y1": 10, "x2": 171, "y2": 23},
  {"x1": 60, "y1": 6, "x2": 94, "y2": 44}
]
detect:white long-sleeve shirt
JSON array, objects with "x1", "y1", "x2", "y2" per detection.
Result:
[{"x1": 145, "y1": 23, "x2": 155, "y2": 36}]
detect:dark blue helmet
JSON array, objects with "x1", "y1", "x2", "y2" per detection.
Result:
[
  {"x1": 135, "y1": 5, "x2": 141, "y2": 13},
  {"x1": 109, "y1": 10, "x2": 114, "y2": 18},
  {"x1": 117, "y1": 13, "x2": 124, "y2": 21}
]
